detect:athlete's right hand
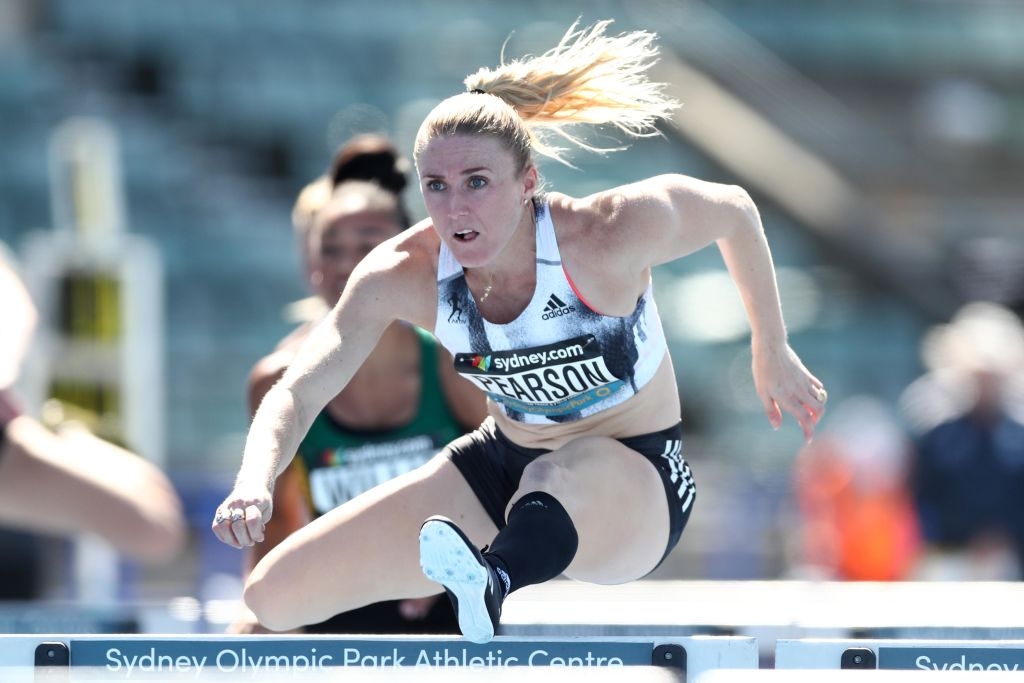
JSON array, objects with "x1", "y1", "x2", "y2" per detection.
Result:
[{"x1": 211, "y1": 480, "x2": 273, "y2": 548}]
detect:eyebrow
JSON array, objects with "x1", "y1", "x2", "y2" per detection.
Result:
[{"x1": 421, "y1": 166, "x2": 492, "y2": 180}]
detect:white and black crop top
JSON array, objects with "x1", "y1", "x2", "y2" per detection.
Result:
[{"x1": 433, "y1": 198, "x2": 668, "y2": 425}]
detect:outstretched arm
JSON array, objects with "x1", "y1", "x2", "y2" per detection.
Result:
[
  {"x1": 212, "y1": 281, "x2": 391, "y2": 547},
  {"x1": 618, "y1": 174, "x2": 827, "y2": 440},
  {"x1": 227, "y1": 354, "x2": 313, "y2": 633},
  {"x1": 211, "y1": 230, "x2": 438, "y2": 548},
  {"x1": 713, "y1": 187, "x2": 826, "y2": 441}
]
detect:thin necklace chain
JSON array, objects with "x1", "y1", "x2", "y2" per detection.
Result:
[
  {"x1": 476, "y1": 199, "x2": 534, "y2": 305},
  {"x1": 477, "y1": 273, "x2": 494, "y2": 304}
]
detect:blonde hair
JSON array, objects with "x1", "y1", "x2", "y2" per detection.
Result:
[
  {"x1": 311, "y1": 180, "x2": 403, "y2": 240},
  {"x1": 292, "y1": 178, "x2": 403, "y2": 268},
  {"x1": 414, "y1": 19, "x2": 678, "y2": 168},
  {"x1": 291, "y1": 175, "x2": 332, "y2": 245}
]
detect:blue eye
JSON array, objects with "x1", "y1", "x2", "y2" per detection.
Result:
[
  {"x1": 468, "y1": 176, "x2": 488, "y2": 189},
  {"x1": 426, "y1": 180, "x2": 446, "y2": 192}
]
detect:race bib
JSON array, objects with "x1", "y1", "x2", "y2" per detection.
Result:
[
  {"x1": 453, "y1": 335, "x2": 625, "y2": 417},
  {"x1": 308, "y1": 436, "x2": 434, "y2": 513}
]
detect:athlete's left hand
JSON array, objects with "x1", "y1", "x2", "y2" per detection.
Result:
[{"x1": 752, "y1": 340, "x2": 826, "y2": 443}]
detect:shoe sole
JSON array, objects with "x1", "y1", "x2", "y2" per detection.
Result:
[{"x1": 419, "y1": 517, "x2": 494, "y2": 644}]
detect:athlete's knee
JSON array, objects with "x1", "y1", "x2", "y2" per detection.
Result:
[
  {"x1": 517, "y1": 458, "x2": 572, "y2": 497},
  {"x1": 243, "y1": 567, "x2": 295, "y2": 631}
]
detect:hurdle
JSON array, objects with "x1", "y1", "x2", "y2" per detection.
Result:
[
  {"x1": 0, "y1": 633, "x2": 757, "y2": 681},
  {"x1": 692, "y1": 670, "x2": 1024, "y2": 682},
  {"x1": 501, "y1": 578, "x2": 1024, "y2": 663},
  {"x1": 775, "y1": 638, "x2": 1024, "y2": 672},
  {"x1": 503, "y1": 579, "x2": 1024, "y2": 635}
]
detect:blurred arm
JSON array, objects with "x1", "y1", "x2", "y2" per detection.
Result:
[
  {"x1": 0, "y1": 418, "x2": 186, "y2": 564},
  {"x1": 0, "y1": 255, "x2": 38, "y2": 389}
]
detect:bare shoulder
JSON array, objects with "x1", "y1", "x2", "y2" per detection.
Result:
[
  {"x1": 576, "y1": 175, "x2": 750, "y2": 226},
  {"x1": 385, "y1": 220, "x2": 440, "y2": 291},
  {"x1": 546, "y1": 179, "x2": 674, "y2": 252},
  {"x1": 545, "y1": 182, "x2": 663, "y2": 267},
  {"x1": 347, "y1": 220, "x2": 441, "y2": 331},
  {"x1": 393, "y1": 219, "x2": 442, "y2": 265},
  {"x1": 552, "y1": 175, "x2": 755, "y2": 268}
]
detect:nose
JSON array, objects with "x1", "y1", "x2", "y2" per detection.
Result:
[{"x1": 446, "y1": 190, "x2": 470, "y2": 219}]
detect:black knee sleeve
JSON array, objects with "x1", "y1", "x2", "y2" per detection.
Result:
[{"x1": 483, "y1": 491, "x2": 579, "y2": 597}]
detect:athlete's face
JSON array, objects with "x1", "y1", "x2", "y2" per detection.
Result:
[
  {"x1": 417, "y1": 134, "x2": 536, "y2": 268},
  {"x1": 308, "y1": 203, "x2": 401, "y2": 307}
]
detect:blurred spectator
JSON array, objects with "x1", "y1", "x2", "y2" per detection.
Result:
[
  {"x1": 0, "y1": 242, "x2": 186, "y2": 569},
  {"x1": 791, "y1": 395, "x2": 921, "y2": 581},
  {"x1": 228, "y1": 136, "x2": 486, "y2": 634},
  {"x1": 949, "y1": 237, "x2": 1024, "y2": 319},
  {"x1": 900, "y1": 301, "x2": 1024, "y2": 580}
]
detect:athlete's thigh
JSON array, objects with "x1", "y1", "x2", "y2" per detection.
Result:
[
  {"x1": 252, "y1": 453, "x2": 497, "y2": 615},
  {"x1": 529, "y1": 436, "x2": 670, "y2": 584}
]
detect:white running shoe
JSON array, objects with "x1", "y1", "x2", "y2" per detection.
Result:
[{"x1": 419, "y1": 515, "x2": 502, "y2": 644}]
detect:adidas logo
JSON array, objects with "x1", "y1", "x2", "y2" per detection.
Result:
[
  {"x1": 541, "y1": 293, "x2": 576, "y2": 320},
  {"x1": 495, "y1": 566, "x2": 511, "y2": 598}
]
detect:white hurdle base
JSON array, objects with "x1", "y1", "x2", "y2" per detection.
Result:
[{"x1": 0, "y1": 634, "x2": 756, "y2": 682}]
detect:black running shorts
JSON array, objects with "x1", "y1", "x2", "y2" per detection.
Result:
[{"x1": 444, "y1": 417, "x2": 696, "y2": 569}]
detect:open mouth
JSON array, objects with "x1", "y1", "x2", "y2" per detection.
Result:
[{"x1": 454, "y1": 229, "x2": 480, "y2": 242}]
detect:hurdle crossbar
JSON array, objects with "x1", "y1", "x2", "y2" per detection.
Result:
[{"x1": 0, "y1": 633, "x2": 757, "y2": 682}]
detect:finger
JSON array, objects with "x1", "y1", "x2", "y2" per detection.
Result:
[
  {"x1": 244, "y1": 504, "x2": 266, "y2": 543},
  {"x1": 762, "y1": 396, "x2": 782, "y2": 430},
  {"x1": 212, "y1": 509, "x2": 242, "y2": 548},
  {"x1": 230, "y1": 509, "x2": 254, "y2": 546},
  {"x1": 215, "y1": 527, "x2": 242, "y2": 549},
  {"x1": 808, "y1": 384, "x2": 828, "y2": 405},
  {"x1": 804, "y1": 424, "x2": 817, "y2": 443},
  {"x1": 795, "y1": 408, "x2": 816, "y2": 443},
  {"x1": 781, "y1": 397, "x2": 818, "y2": 442},
  {"x1": 803, "y1": 397, "x2": 825, "y2": 422},
  {"x1": 788, "y1": 408, "x2": 812, "y2": 442}
]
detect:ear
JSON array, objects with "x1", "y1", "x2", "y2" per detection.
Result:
[
  {"x1": 521, "y1": 164, "x2": 538, "y2": 201},
  {"x1": 308, "y1": 266, "x2": 323, "y2": 291}
]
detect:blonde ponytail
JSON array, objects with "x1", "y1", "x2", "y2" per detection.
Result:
[{"x1": 415, "y1": 20, "x2": 678, "y2": 168}]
